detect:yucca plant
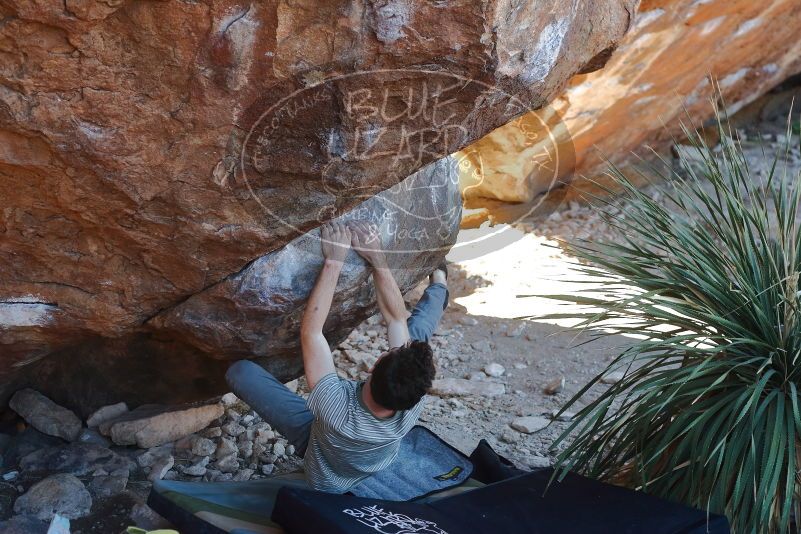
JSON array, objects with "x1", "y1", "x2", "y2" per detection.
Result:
[{"x1": 538, "y1": 105, "x2": 801, "y2": 533}]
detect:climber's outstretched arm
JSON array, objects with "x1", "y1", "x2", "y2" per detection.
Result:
[
  {"x1": 301, "y1": 222, "x2": 351, "y2": 389},
  {"x1": 351, "y1": 221, "x2": 410, "y2": 349}
]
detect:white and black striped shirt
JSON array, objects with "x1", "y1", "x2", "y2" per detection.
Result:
[{"x1": 304, "y1": 373, "x2": 424, "y2": 493}]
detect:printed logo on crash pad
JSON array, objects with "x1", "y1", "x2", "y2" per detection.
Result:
[
  {"x1": 434, "y1": 466, "x2": 463, "y2": 481},
  {"x1": 343, "y1": 505, "x2": 448, "y2": 534}
]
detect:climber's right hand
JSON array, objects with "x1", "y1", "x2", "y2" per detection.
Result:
[{"x1": 320, "y1": 222, "x2": 352, "y2": 264}]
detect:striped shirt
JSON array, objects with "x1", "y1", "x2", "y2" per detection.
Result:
[{"x1": 304, "y1": 372, "x2": 425, "y2": 493}]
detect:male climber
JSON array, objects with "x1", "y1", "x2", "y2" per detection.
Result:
[{"x1": 226, "y1": 220, "x2": 448, "y2": 493}]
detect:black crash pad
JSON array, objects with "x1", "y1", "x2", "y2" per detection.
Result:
[{"x1": 272, "y1": 468, "x2": 730, "y2": 534}]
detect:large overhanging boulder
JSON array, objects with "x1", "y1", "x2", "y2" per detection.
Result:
[
  {"x1": 460, "y1": 0, "x2": 801, "y2": 211},
  {"x1": 0, "y1": 0, "x2": 636, "y2": 411}
]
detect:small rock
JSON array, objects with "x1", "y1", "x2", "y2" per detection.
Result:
[
  {"x1": 471, "y1": 340, "x2": 491, "y2": 352},
  {"x1": 260, "y1": 452, "x2": 278, "y2": 464},
  {"x1": 222, "y1": 421, "x2": 245, "y2": 437},
  {"x1": 483, "y1": 363, "x2": 505, "y2": 377},
  {"x1": 510, "y1": 416, "x2": 549, "y2": 434},
  {"x1": 505, "y1": 324, "x2": 526, "y2": 337},
  {"x1": 199, "y1": 426, "x2": 222, "y2": 438},
  {"x1": 550, "y1": 409, "x2": 575, "y2": 422},
  {"x1": 182, "y1": 456, "x2": 210, "y2": 477},
  {"x1": 86, "y1": 402, "x2": 128, "y2": 428},
  {"x1": 273, "y1": 442, "x2": 286, "y2": 457},
  {"x1": 600, "y1": 371, "x2": 625, "y2": 385},
  {"x1": 147, "y1": 455, "x2": 174, "y2": 481},
  {"x1": 9, "y1": 389, "x2": 82, "y2": 442},
  {"x1": 233, "y1": 468, "x2": 254, "y2": 481},
  {"x1": 543, "y1": 377, "x2": 565, "y2": 395},
  {"x1": 77, "y1": 428, "x2": 111, "y2": 447},
  {"x1": 3, "y1": 470, "x2": 19, "y2": 481},
  {"x1": 204, "y1": 468, "x2": 221, "y2": 481},
  {"x1": 130, "y1": 503, "x2": 172, "y2": 531},
  {"x1": 191, "y1": 436, "x2": 216, "y2": 457},
  {"x1": 672, "y1": 144, "x2": 705, "y2": 165},
  {"x1": 431, "y1": 378, "x2": 505, "y2": 397},
  {"x1": 287, "y1": 444, "x2": 296, "y2": 456},
  {"x1": 14, "y1": 473, "x2": 92, "y2": 521},
  {"x1": 136, "y1": 444, "x2": 173, "y2": 468},
  {"x1": 467, "y1": 371, "x2": 486, "y2": 381},
  {"x1": 174, "y1": 434, "x2": 195, "y2": 453},
  {"x1": 88, "y1": 474, "x2": 128, "y2": 498},
  {"x1": 102, "y1": 401, "x2": 224, "y2": 448},
  {"x1": 358, "y1": 354, "x2": 378, "y2": 372},
  {"x1": 216, "y1": 437, "x2": 237, "y2": 459},
  {"x1": 255, "y1": 428, "x2": 275, "y2": 443},
  {"x1": 252, "y1": 442, "x2": 267, "y2": 457},
  {"x1": 499, "y1": 428, "x2": 520, "y2": 444},
  {"x1": 238, "y1": 440, "x2": 253, "y2": 458},
  {"x1": 221, "y1": 393, "x2": 239, "y2": 406},
  {"x1": 21, "y1": 442, "x2": 134, "y2": 476},
  {"x1": 284, "y1": 379, "x2": 299, "y2": 393},
  {"x1": 513, "y1": 363, "x2": 528, "y2": 369},
  {"x1": 528, "y1": 455, "x2": 551, "y2": 468},
  {"x1": 216, "y1": 454, "x2": 239, "y2": 473},
  {"x1": 459, "y1": 316, "x2": 479, "y2": 326},
  {"x1": 261, "y1": 464, "x2": 275, "y2": 476}
]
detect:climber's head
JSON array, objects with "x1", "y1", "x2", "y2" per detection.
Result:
[{"x1": 368, "y1": 340, "x2": 435, "y2": 411}]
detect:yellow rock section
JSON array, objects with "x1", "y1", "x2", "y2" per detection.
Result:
[{"x1": 459, "y1": 0, "x2": 801, "y2": 211}]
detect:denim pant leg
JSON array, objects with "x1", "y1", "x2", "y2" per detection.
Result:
[
  {"x1": 225, "y1": 360, "x2": 314, "y2": 456},
  {"x1": 407, "y1": 282, "x2": 449, "y2": 342}
]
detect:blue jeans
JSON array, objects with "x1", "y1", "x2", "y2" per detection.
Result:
[{"x1": 225, "y1": 282, "x2": 448, "y2": 457}]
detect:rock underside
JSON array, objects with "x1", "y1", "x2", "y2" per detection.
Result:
[
  {"x1": 0, "y1": 0, "x2": 636, "y2": 411},
  {"x1": 459, "y1": 0, "x2": 801, "y2": 215}
]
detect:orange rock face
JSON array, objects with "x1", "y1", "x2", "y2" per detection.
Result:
[
  {"x1": 0, "y1": 0, "x2": 635, "y2": 410},
  {"x1": 460, "y1": 0, "x2": 801, "y2": 207}
]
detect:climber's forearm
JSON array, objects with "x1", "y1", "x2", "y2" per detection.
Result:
[
  {"x1": 372, "y1": 267, "x2": 410, "y2": 348},
  {"x1": 300, "y1": 259, "x2": 341, "y2": 388},
  {"x1": 302, "y1": 259, "x2": 342, "y2": 335}
]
